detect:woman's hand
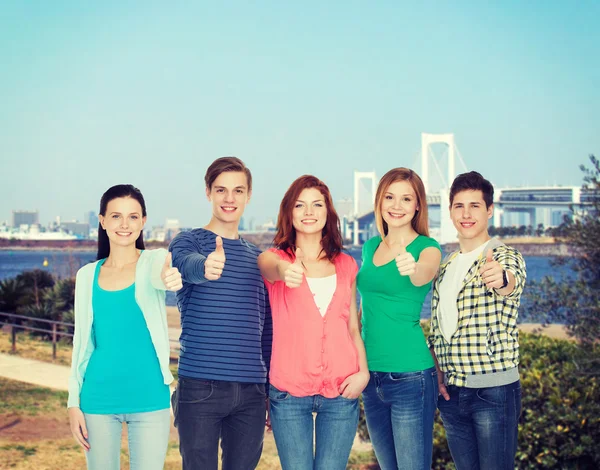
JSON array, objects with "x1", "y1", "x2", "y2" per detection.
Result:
[
  {"x1": 68, "y1": 407, "x2": 90, "y2": 450},
  {"x1": 162, "y1": 253, "x2": 183, "y2": 291},
  {"x1": 339, "y1": 371, "x2": 370, "y2": 399}
]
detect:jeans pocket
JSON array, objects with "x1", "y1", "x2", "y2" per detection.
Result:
[
  {"x1": 254, "y1": 383, "x2": 267, "y2": 396},
  {"x1": 178, "y1": 379, "x2": 214, "y2": 404},
  {"x1": 389, "y1": 371, "x2": 422, "y2": 382},
  {"x1": 476, "y1": 386, "x2": 505, "y2": 406},
  {"x1": 268, "y1": 385, "x2": 290, "y2": 401}
]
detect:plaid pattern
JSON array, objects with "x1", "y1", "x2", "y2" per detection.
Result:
[{"x1": 428, "y1": 242, "x2": 526, "y2": 387}]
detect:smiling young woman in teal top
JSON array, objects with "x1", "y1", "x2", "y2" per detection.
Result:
[
  {"x1": 356, "y1": 168, "x2": 442, "y2": 470},
  {"x1": 67, "y1": 184, "x2": 182, "y2": 470}
]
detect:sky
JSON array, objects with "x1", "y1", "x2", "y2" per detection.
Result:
[{"x1": 1, "y1": 1, "x2": 599, "y2": 228}]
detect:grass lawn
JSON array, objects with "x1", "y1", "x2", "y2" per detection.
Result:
[{"x1": 0, "y1": 377, "x2": 376, "y2": 469}]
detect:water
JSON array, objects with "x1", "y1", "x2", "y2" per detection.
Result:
[{"x1": 0, "y1": 249, "x2": 574, "y2": 318}]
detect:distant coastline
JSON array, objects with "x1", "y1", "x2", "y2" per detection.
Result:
[{"x1": 0, "y1": 235, "x2": 572, "y2": 257}]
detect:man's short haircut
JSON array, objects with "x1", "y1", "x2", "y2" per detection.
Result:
[
  {"x1": 449, "y1": 171, "x2": 494, "y2": 208},
  {"x1": 205, "y1": 157, "x2": 252, "y2": 192}
]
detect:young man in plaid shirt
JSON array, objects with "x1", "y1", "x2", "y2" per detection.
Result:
[{"x1": 428, "y1": 171, "x2": 526, "y2": 470}]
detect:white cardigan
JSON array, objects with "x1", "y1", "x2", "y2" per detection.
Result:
[{"x1": 67, "y1": 248, "x2": 175, "y2": 408}]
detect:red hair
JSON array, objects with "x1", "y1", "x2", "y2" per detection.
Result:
[{"x1": 273, "y1": 175, "x2": 343, "y2": 262}]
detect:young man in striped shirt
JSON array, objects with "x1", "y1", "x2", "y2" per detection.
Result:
[
  {"x1": 428, "y1": 171, "x2": 526, "y2": 470},
  {"x1": 169, "y1": 157, "x2": 272, "y2": 470}
]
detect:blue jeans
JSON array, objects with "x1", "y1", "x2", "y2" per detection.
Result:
[
  {"x1": 172, "y1": 377, "x2": 267, "y2": 470},
  {"x1": 83, "y1": 409, "x2": 171, "y2": 470},
  {"x1": 362, "y1": 368, "x2": 438, "y2": 470},
  {"x1": 268, "y1": 385, "x2": 359, "y2": 470},
  {"x1": 438, "y1": 380, "x2": 522, "y2": 470}
]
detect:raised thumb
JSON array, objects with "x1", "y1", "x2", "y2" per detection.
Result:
[
  {"x1": 486, "y1": 249, "x2": 494, "y2": 263},
  {"x1": 399, "y1": 236, "x2": 407, "y2": 254},
  {"x1": 164, "y1": 252, "x2": 172, "y2": 268},
  {"x1": 295, "y1": 247, "x2": 304, "y2": 264},
  {"x1": 215, "y1": 236, "x2": 224, "y2": 253}
]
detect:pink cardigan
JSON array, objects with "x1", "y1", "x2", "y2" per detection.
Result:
[{"x1": 264, "y1": 249, "x2": 359, "y2": 398}]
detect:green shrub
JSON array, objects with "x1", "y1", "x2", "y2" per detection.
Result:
[{"x1": 357, "y1": 330, "x2": 600, "y2": 469}]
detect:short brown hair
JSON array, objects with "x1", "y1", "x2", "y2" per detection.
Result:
[
  {"x1": 449, "y1": 171, "x2": 494, "y2": 208},
  {"x1": 273, "y1": 175, "x2": 343, "y2": 262},
  {"x1": 204, "y1": 157, "x2": 252, "y2": 191},
  {"x1": 374, "y1": 168, "x2": 430, "y2": 238}
]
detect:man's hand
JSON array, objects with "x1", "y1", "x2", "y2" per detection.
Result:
[
  {"x1": 479, "y1": 249, "x2": 504, "y2": 289},
  {"x1": 161, "y1": 253, "x2": 183, "y2": 291},
  {"x1": 278, "y1": 248, "x2": 304, "y2": 288},
  {"x1": 395, "y1": 237, "x2": 417, "y2": 276},
  {"x1": 205, "y1": 236, "x2": 226, "y2": 281}
]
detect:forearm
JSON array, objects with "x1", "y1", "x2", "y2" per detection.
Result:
[
  {"x1": 350, "y1": 328, "x2": 369, "y2": 374},
  {"x1": 172, "y1": 251, "x2": 208, "y2": 284},
  {"x1": 258, "y1": 251, "x2": 284, "y2": 283},
  {"x1": 410, "y1": 260, "x2": 438, "y2": 286}
]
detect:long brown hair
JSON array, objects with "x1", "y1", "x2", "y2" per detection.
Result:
[
  {"x1": 273, "y1": 175, "x2": 343, "y2": 261},
  {"x1": 374, "y1": 168, "x2": 430, "y2": 238}
]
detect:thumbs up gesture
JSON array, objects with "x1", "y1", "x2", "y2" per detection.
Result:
[
  {"x1": 395, "y1": 237, "x2": 417, "y2": 276},
  {"x1": 479, "y1": 249, "x2": 504, "y2": 289},
  {"x1": 162, "y1": 252, "x2": 183, "y2": 291},
  {"x1": 278, "y1": 248, "x2": 305, "y2": 288},
  {"x1": 205, "y1": 236, "x2": 226, "y2": 281}
]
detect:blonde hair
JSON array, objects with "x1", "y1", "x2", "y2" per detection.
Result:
[{"x1": 374, "y1": 168, "x2": 429, "y2": 238}]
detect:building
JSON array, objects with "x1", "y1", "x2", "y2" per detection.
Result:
[
  {"x1": 85, "y1": 211, "x2": 99, "y2": 229},
  {"x1": 12, "y1": 210, "x2": 39, "y2": 227},
  {"x1": 61, "y1": 221, "x2": 90, "y2": 239}
]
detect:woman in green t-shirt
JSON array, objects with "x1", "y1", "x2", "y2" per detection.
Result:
[{"x1": 356, "y1": 168, "x2": 442, "y2": 470}]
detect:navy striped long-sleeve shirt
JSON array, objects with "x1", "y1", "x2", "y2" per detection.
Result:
[{"x1": 169, "y1": 228, "x2": 272, "y2": 383}]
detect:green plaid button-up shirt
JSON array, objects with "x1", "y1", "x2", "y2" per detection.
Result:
[{"x1": 428, "y1": 239, "x2": 527, "y2": 387}]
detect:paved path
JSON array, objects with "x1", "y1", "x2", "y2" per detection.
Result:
[
  {"x1": 0, "y1": 326, "x2": 183, "y2": 394},
  {"x1": 0, "y1": 353, "x2": 69, "y2": 391}
]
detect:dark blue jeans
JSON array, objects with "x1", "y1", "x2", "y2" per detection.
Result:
[
  {"x1": 362, "y1": 368, "x2": 438, "y2": 470},
  {"x1": 438, "y1": 380, "x2": 522, "y2": 470},
  {"x1": 268, "y1": 385, "x2": 359, "y2": 470},
  {"x1": 172, "y1": 377, "x2": 267, "y2": 470}
]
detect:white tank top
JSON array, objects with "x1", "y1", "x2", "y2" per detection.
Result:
[{"x1": 306, "y1": 274, "x2": 337, "y2": 317}]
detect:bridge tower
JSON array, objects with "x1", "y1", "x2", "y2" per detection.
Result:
[
  {"x1": 421, "y1": 133, "x2": 457, "y2": 244},
  {"x1": 353, "y1": 171, "x2": 377, "y2": 245}
]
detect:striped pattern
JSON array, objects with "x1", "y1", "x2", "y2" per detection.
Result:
[
  {"x1": 428, "y1": 242, "x2": 526, "y2": 387},
  {"x1": 170, "y1": 229, "x2": 272, "y2": 383}
]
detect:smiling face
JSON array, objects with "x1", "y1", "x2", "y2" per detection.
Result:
[
  {"x1": 450, "y1": 189, "x2": 493, "y2": 247},
  {"x1": 206, "y1": 171, "x2": 251, "y2": 225},
  {"x1": 99, "y1": 197, "x2": 146, "y2": 249},
  {"x1": 380, "y1": 180, "x2": 419, "y2": 231},
  {"x1": 292, "y1": 187, "x2": 327, "y2": 235}
]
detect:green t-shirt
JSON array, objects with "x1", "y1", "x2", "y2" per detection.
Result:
[{"x1": 357, "y1": 234, "x2": 441, "y2": 373}]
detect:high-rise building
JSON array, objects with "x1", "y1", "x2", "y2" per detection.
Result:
[
  {"x1": 85, "y1": 211, "x2": 99, "y2": 229},
  {"x1": 12, "y1": 210, "x2": 39, "y2": 227}
]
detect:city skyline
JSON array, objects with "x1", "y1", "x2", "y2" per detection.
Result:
[{"x1": 1, "y1": 2, "x2": 598, "y2": 227}]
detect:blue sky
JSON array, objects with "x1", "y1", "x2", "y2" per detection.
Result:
[{"x1": 1, "y1": 1, "x2": 598, "y2": 227}]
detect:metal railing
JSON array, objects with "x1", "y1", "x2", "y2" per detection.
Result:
[
  {"x1": 0, "y1": 312, "x2": 73, "y2": 359},
  {"x1": 0, "y1": 311, "x2": 181, "y2": 360}
]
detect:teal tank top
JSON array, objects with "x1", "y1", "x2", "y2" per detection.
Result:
[{"x1": 80, "y1": 259, "x2": 169, "y2": 414}]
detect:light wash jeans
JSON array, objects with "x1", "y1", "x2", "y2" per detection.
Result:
[
  {"x1": 268, "y1": 384, "x2": 359, "y2": 470},
  {"x1": 83, "y1": 408, "x2": 171, "y2": 470}
]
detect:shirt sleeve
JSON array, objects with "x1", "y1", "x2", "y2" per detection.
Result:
[{"x1": 169, "y1": 232, "x2": 209, "y2": 285}]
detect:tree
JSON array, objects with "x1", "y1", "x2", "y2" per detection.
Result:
[{"x1": 528, "y1": 155, "x2": 600, "y2": 345}]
